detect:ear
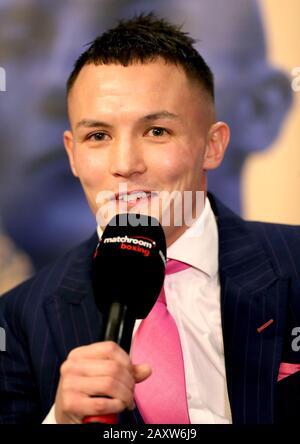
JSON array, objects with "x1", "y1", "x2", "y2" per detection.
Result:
[
  {"x1": 63, "y1": 129, "x2": 78, "y2": 177},
  {"x1": 203, "y1": 121, "x2": 230, "y2": 170},
  {"x1": 234, "y1": 68, "x2": 293, "y2": 150}
]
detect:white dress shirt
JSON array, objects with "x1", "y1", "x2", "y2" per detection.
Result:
[{"x1": 43, "y1": 197, "x2": 232, "y2": 424}]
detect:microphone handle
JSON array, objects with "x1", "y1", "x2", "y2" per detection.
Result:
[{"x1": 83, "y1": 302, "x2": 134, "y2": 424}]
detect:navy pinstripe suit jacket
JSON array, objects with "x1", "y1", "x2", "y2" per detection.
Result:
[{"x1": 1, "y1": 194, "x2": 300, "y2": 424}]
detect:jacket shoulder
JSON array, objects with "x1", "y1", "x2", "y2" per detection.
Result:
[{"x1": 245, "y1": 220, "x2": 300, "y2": 279}]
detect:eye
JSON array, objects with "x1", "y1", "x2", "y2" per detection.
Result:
[
  {"x1": 88, "y1": 132, "x2": 110, "y2": 141},
  {"x1": 147, "y1": 127, "x2": 169, "y2": 137}
]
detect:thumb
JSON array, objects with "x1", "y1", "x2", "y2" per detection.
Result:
[{"x1": 132, "y1": 363, "x2": 152, "y2": 383}]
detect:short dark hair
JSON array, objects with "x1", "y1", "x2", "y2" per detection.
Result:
[{"x1": 66, "y1": 13, "x2": 214, "y2": 100}]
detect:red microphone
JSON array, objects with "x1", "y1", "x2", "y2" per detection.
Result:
[{"x1": 83, "y1": 414, "x2": 118, "y2": 424}]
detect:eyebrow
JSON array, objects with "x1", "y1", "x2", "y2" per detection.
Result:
[
  {"x1": 75, "y1": 111, "x2": 179, "y2": 130},
  {"x1": 75, "y1": 119, "x2": 112, "y2": 130},
  {"x1": 141, "y1": 111, "x2": 179, "y2": 121}
]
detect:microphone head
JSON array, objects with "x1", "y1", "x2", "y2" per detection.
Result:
[{"x1": 92, "y1": 213, "x2": 166, "y2": 319}]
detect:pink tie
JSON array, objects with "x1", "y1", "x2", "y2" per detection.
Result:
[{"x1": 131, "y1": 259, "x2": 191, "y2": 424}]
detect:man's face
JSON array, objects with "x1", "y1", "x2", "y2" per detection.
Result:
[{"x1": 65, "y1": 59, "x2": 228, "y2": 245}]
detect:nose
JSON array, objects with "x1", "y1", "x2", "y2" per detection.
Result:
[{"x1": 109, "y1": 137, "x2": 147, "y2": 178}]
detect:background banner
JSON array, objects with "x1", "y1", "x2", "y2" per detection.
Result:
[{"x1": 0, "y1": 0, "x2": 299, "y2": 292}]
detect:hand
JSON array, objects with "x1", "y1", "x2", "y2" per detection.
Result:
[{"x1": 54, "y1": 341, "x2": 151, "y2": 424}]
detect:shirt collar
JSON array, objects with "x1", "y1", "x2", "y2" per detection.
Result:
[
  {"x1": 167, "y1": 197, "x2": 218, "y2": 278},
  {"x1": 96, "y1": 196, "x2": 218, "y2": 278}
]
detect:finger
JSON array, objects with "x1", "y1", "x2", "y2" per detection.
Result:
[
  {"x1": 61, "y1": 358, "x2": 135, "y2": 387},
  {"x1": 132, "y1": 363, "x2": 152, "y2": 383},
  {"x1": 58, "y1": 392, "x2": 128, "y2": 421},
  {"x1": 67, "y1": 341, "x2": 131, "y2": 367},
  {"x1": 62, "y1": 375, "x2": 134, "y2": 408}
]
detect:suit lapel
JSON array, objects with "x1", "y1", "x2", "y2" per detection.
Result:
[
  {"x1": 43, "y1": 232, "x2": 103, "y2": 362},
  {"x1": 210, "y1": 195, "x2": 288, "y2": 423}
]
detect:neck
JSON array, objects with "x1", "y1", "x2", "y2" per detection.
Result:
[
  {"x1": 166, "y1": 189, "x2": 207, "y2": 247},
  {"x1": 208, "y1": 154, "x2": 246, "y2": 215}
]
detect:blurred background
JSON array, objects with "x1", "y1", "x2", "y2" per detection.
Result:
[{"x1": 0, "y1": 0, "x2": 299, "y2": 294}]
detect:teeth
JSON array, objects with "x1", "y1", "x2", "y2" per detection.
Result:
[{"x1": 119, "y1": 191, "x2": 149, "y2": 202}]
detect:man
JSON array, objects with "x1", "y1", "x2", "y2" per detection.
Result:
[{"x1": 0, "y1": 14, "x2": 300, "y2": 424}]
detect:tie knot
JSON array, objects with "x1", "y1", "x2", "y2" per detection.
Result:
[
  {"x1": 158, "y1": 260, "x2": 191, "y2": 305},
  {"x1": 165, "y1": 259, "x2": 190, "y2": 275}
]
